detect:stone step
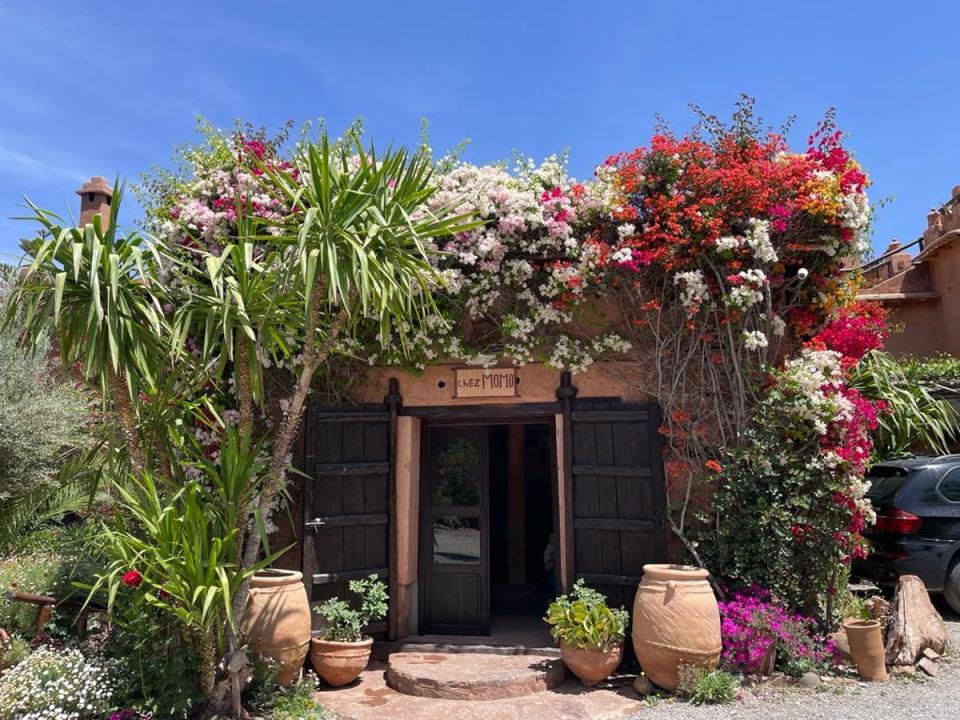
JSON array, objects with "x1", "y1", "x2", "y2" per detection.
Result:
[
  {"x1": 385, "y1": 651, "x2": 566, "y2": 700},
  {"x1": 374, "y1": 639, "x2": 561, "y2": 661}
]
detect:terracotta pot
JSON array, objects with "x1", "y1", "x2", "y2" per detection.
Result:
[
  {"x1": 240, "y1": 569, "x2": 311, "y2": 686},
  {"x1": 631, "y1": 564, "x2": 722, "y2": 691},
  {"x1": 747, "y1": 643, "x2": 776, "y2": 676},
  {"x1": 310, "y1": 637, "x2": 373, "y2": 686},
  {"x1": 560, "y1": 643, "x2": 623, "y2": 686},
  {"x1": 842, "y1": 619, "x2": 888, "y2": 681}
]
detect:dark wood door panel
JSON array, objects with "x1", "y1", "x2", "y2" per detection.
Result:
[
  {"x1": 566, "y1": 399, "x2": 667, "y2": 606},
  {"x1": 301, "y1": 405, "x2": 393, "y2": 636}
]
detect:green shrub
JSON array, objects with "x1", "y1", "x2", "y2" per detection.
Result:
[
  {"x1": 544, "y1": 579, "x2": 629, "y2": 652},
  {"x1": 266, "y1": 676, "x2": 331, "y2": 720},
  {"x1": 0, "y1": 283, "x2": 92, "y2": 550},
  {"x1": 101, "y1": 603, "x2": 204, "y2": 720},
  {"x1": 0, "y1": 634, "x2": 30, "y2": 671},
  {"x1": 676, "y1": 665, "x2": 738, "y2": 705},
  {"x1": 314, "y1": 575, "x2": 388, "y2": 642},
  {"x1": 781, "y1": 656, "x2": 817, "y2": 678}
]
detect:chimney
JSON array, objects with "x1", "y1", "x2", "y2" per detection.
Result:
[
  {"x1": 884, "y1": 238, "x2": 912, "y2": 276},
  {"x1": 75, "y1": 176, "x2": 113, "y2": 228}
]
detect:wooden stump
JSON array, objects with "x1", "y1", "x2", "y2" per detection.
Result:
[{"x1": 884, "y1": 575, "x2": 947, "y2": 666}]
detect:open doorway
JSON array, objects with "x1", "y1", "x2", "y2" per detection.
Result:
[
  {"x1": 489, "y1": 423, "x2": 555, "y2": 617},
  {"x1": 418, "y1": 420, "x2": 557, "y2": 636}
]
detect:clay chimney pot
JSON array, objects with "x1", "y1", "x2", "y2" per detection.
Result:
[{"x1": 75, "y1": 176, "x2": 113, "y2": 227}]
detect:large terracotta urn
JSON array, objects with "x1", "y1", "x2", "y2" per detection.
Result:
[
  {"x1": 241, "y1": 569, "x2": 311, "y2": 686},
  {"x1": 631, "y1": 564, "x2": 722, "y2": 691}
]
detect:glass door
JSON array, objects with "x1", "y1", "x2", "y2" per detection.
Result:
[{"x1": 420, "y1": 426, "x2": 490, "y2": 634}]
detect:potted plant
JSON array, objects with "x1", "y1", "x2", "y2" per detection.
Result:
[
  {"x1": 310, "y1": 574, "x2": 388, "y2": 686},
  {"x1": 544, "y1": 579, "x2": 628, "y2": 685}
]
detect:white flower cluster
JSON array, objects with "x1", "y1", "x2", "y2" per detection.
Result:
[
  {"x1": 745, "y1": 218, "x2": 777, "y2": 264},
  {"x1": 0, "y1": 646, "x2": 114, "y2": 720},
  {"x1": 673, "y1": 270, "x2": 710, "y2": 314},
  {"x1": 742, "y1": 330, "x2": 769, "y2": 351},
  {"x1": 714, "y1": 235, "x2": 743, "y2": 252},
  {"x1": 840, "y1": 192, "x2": 872, "y2": 256},
  {"x1": 544, "y1": 333, "x2": 631, "y2": 373},
  {"x1": 725, "y1": 269, "x2": 767, "y2": 310},
  {"x1": 379, "y1": 156, "x2": 618, "y2": 370},
  {"x1": 778, "y1": 348, "x2": 845, "y2": 435}
]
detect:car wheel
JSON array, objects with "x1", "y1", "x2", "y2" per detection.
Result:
[{"x1": 945, "y1": 559, "x2": 960, "y2": 616}]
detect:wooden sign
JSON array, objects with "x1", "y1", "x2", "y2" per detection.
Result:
[{"x1": 455, "y1": 368, "x2": 517, "y2": 398}]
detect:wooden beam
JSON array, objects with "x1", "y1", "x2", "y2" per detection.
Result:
[
  {"x1": 313, "y1": 567, "x2": 389, "y2": 585},
  {"x1": 506, "y1": 423, "x2": 526, "y2": 585}
]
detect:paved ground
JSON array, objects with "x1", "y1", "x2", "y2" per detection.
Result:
[
  {"x1": 624, "y1": 599, "x2": 960, "y2": 720},
  {"x1": 315, "y1": 601, "x2": 959, "y2": 720},
  {"x1": 316, "y1": 660, "x2": 643, "y2": 720}
]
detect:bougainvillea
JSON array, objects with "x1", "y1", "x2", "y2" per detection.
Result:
[
  {"x1": 705, "y1": 339, "x2": 885, "y2": 624},
  {"x1": 813, "y1": 301, "x2": 888, "y2": 367},
  {"x1": 137, "y1": 103, "x2": 878, "y2": 623}
]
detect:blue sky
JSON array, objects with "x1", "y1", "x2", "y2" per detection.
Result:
[{"x1": 1, "y1": 1, "x2": 958, "y2": 263}]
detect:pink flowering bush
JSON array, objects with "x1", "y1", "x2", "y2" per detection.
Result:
[
  {"x1": 706, "y1": 335, "x2": 885, "y2": 625},
  {"x1": 719, "y1": 588, "x2": 835, "y2": 675}
]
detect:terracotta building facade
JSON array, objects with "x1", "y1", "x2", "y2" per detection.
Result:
[{"x1": 859, "y1": 185, "x2": 960, "y2": 358}]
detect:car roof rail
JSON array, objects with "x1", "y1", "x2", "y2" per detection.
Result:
[{"x1": 930, "y1": 453, "x2": 960, "y2": 463}]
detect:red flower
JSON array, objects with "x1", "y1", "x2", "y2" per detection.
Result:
[
  {"x1": 705, "y1": 459, "x2": 722, "y2": 474},
  {"x1": 122, "y1": 569, "x2": 143, "y2": 588}
]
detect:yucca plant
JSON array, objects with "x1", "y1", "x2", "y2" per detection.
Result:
[
  {"x1": 3, "y1": 184, "x2": 166, "y2": 472},
  {"x1": 230, "y1": 133, "x2": 480, "y2": 575},
  {"x1": 847, "y1": 349, "x2": 959, "y2": 460},
  {"x1": 91, "y1": 426, "x2": 277, "y2": 700}
]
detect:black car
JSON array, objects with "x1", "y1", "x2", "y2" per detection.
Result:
[{"x1": 854, "y1": 455, "x2": 960, "y2": 613}]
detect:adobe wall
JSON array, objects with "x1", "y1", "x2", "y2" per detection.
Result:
[
  {"x1": 883, "y1": 239, "x2": 960, "y2": 359},
  {"x1": 353, "y1": 361, "x2": 651, "y2": 406}
]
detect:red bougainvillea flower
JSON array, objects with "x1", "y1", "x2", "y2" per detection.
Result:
[
  {"x1": 705, "y1": 459, "x2": 722, "y2": 473},
  {"x1": 122, "y1": 569, "x2": 143, "y2": 588}
]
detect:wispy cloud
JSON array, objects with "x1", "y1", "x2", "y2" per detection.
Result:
[{"x1": 0, "y1": 144, "x2": 85, "y2": 184}]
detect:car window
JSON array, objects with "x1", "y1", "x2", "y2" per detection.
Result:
[
  {"x1": 937, "y1": 468, "x2": 960, "y2": 503},
  {"x1": 866, "y1": 466, "x2": 910, "y2": 502}
]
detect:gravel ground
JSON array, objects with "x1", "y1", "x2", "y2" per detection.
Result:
[{"x1": 627, "y1": 599, "x2": 960, "y2": 720}]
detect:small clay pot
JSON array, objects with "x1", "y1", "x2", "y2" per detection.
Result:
[
  {"x1": 310, "y1": 637, "x2": 374, "y2": 686},
  {"x1": 842, "y1": 619, "x2": 888, "y2": 682},
  {"x1": 561, "y1": 643, "x2": 623, "y2": 685},
  {"x1": 747, "y1": 643, "x2": 776, "y2": 676}
]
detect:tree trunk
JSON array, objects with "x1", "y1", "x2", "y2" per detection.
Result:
[
  {"x1": 235, "y1": 335, "x2": 254, "y2": 438},
  {"x1": 217, "y1": 293, "x2": 351, "y2": 716},
  {"x1": 108, "y1": 367, "x2": 146, "y2": 474},
  {"x1": 197, "y1": 629, "x2": 217, "y2": 702},
  {"x1": 885, "y1": 575, "x2": 947, "y2": 665}
]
